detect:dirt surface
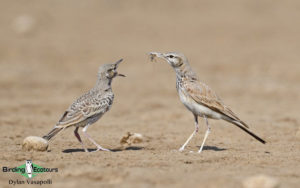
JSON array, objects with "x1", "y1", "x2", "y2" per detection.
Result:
[{"x1": 1, "y1": 0, "x2": 300, "y2": 187}]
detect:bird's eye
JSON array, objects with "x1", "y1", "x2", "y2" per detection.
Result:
[{"x1": 169, "y1": 55, "x2": 174, "y2": 58}]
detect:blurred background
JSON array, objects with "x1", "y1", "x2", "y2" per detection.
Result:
[
  {"x1": 1, "y1": 0, "x2": 299, "y2": 187},
  {"x1": 1, "y1": 0, "x2": 299, "y2": 114}
]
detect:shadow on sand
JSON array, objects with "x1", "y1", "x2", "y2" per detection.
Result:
[
  {"x1": 62, "y1": 146, "x2": 144, "y2": 153},
  {"x1": 196, "y1": 145, "x2": 226, "y2": 151}
]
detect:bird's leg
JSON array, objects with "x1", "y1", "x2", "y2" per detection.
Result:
[
  {"x1": 195, "y1": 116, "x2": 199, "y2": 133},
  {"x1": 82, "y1": 124, "x2": 110, "y2": 152},
  {"x1": 74, "y1": 127, "x2": 88, "y2": 152},
  {"x1": 179, "y1": 115, "x2": 198, "y2": 152},
  {"x1": 198, "y1": 115, "x2": 211, "y2": 153}
]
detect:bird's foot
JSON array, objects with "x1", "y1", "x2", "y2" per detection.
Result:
[
  {"x1": 178, "y1": 147, "x2": 185, "y2": 152},
  {"x1": 95, "y1": 147, "x2": 110, "y2": 152},
  {"x1": 188, "y1": 150, "x2": 203, "y2": 154}
]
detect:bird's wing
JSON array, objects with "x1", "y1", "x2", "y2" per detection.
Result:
[
  {"x1": 182, "y1": 78, "x2": 243, "y2": 123},
  {"x1": 56, "y1": 93, "x2": 112, "y2": 127}
]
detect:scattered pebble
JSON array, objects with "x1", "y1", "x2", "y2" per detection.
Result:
[
  {"x1": 243, "y1": 174, "x2": 279, "y2": 188},
  {"x1": 22, "y1": 136, "x2": 48, "y2": 151},
  {"x1": 120, "y1": 132, "x2": 144, "y2": 146},
  {"x1": 12, "y1": 15, "x2": 36, "y2": 35}
]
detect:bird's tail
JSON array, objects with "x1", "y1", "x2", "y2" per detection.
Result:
[
  {"x1": 223, "y1": 117, "x2": 266, "y2": 144},
  {"x1": 43, "y1": 126, "x2": 64, "y2": 141}
]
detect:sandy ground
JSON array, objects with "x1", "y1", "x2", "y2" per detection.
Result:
[{"x1": 1, "y1": 0, "x2": 300, "y2": 187}]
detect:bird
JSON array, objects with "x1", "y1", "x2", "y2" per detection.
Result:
[
  {"x1": 25, "y1": 160, "x2": 33, "y2": 178},
  {"x1": 43, "y1": 59, "x2": 125, "y2": 152},
  {"x1": 149, "y1": 52, "x2": 266, "y2": 153}
]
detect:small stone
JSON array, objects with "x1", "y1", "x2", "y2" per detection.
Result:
[
  {"x1": 243, "y1": 174, "x2": 279, "y2": 188},
  {"x1": 120, "y1": 132, "x2": 143, "y2": 146},
  {"x1": 22, "y1": 136, "x2": 48, "y2": 151},
  {"x1": 12, "y1": 15, "x2": 35, "y2": 35}
]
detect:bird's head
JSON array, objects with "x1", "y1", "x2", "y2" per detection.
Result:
[
  {"x1": 149, "y1": 52, "x2": 188, "y2": 68},
  {"x1": 149, "y1": 52, "x2": 195, "y2": 77},
  {"x1": 98, "y1": 59, "x2": 125, "y2": 80}
]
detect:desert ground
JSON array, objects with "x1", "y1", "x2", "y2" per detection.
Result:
[{"x1": 0, "y1": 0, "x2": 300, "y2": 187}]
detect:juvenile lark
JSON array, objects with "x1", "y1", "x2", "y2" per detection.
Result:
[
  {"x1": 43, "y1": 59, "x2": 125, "y2": 152},
  {"x1": 149, "y1": 52, "x2": 265, "y2": 153}
]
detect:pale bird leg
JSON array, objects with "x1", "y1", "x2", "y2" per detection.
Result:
[
  {"x1": 198, "y1": 115, "x2": 211, "y2": 153},
  {"x1": 74, "y1": 127, "x2": 88, "y2": 152},
  {"x1": 82, "y1": 124, "x2": 110, "y2": 152},
  {"x1": 179, "y1": 115, "x2": 199, "y2": 152}
]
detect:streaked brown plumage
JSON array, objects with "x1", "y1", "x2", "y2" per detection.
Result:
[
  {"x1": 149, "y1": 51, "x2": 265, "y2": 153},
  {"x1": 182, "y1": 78, "x2": 249, "y2": 128},
  {"x1": 43, "y1": 59, "x2": 125, "y2": 152}
]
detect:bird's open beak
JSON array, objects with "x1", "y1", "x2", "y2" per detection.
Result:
[
  {"x1": 113, "y1": 59, "x2": 125, "y2": 77},
  {"x1": 117, "y1": 73, "x2": 126, "y2": 77},
  {"x1": 149, "y1": 52, "x2": 164, "y2": 62},
  {"x1": 114, "y1": 58, "x2": 123, "y2": 66}
]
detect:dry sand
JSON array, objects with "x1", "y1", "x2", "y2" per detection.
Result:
[{"x1": 0, "y1": 0, "x2": 300, "y2": 187}]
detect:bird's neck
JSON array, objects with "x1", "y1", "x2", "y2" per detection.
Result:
[
  {"x1": 175, "y1": 65, "x2": 197, "y2": 92},
  {"x1": 95, "y1": 78, "x2": 112, "y2": 91},
  {"x1": 175, "y1": 63, "x2": 198, "y2": 81}
]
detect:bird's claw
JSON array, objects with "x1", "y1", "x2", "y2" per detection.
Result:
[{"x1": 96, "y1": 147, "x2": 110, "y2": 152}]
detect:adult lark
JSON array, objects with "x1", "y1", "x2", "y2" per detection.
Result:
[
  {"x1": 43, "y1": 59, "x2": 125, "y2": 152},
  {"x1": 149, "y1": 52, "x2": 265, "y2": 153}
]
